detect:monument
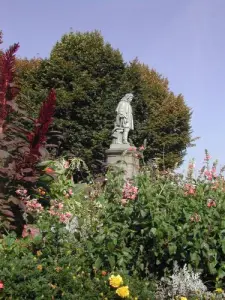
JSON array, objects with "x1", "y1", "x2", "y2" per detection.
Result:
[{"x1": 106, "y1": 93, "x2": 139, "y2": 179}]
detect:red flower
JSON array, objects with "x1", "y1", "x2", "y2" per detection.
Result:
[
  {"x1": 29, "y1": 89, "x2": 56, "y2": 155},
  {"x1": 101, "y1": 271, "x2": 107, "y2": 276},
  {"x1": 0, "y1": 281, "x2": 4, "y2": 289},
  {"x1": 45, "y1": 167, "x2": 54, "y2": 174},
  {"x1": 207, "y1": 199, "x2": 216, "y2": 208}
]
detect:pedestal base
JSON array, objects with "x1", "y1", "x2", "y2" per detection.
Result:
[{"x1": 106, "y1": 144, "x2": 139, "y2": 180}]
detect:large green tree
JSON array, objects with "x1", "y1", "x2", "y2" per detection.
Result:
[
  {"x1": 16, "y1": 31, "x2": 192, "y2": 172},
  {"x1": 122, "y1": 60, "x2": 192, "y2": 169}
]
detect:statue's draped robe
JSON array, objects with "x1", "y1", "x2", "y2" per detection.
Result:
[{"x1": 116, "y1": 100, "x2": 134, "y2": 130}]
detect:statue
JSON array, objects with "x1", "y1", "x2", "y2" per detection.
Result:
[
  {"x1": 107, "y1": 93, "x2": 139, "y2": 179},
  {"x1": 112, "y1": 93, "x2": 134, "y2": 144},
  {"x1": 111, "y1": 125, "x2": 123, "y2": 144}
]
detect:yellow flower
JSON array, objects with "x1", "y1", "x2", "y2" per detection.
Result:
[
  {"x1": 215, "y1": 287, "x2": 224, "y2": 293},
  {"x1": 37, "y1": 264, "x2": 43, "y2": 271},
  {"x1": 36, "y1": 250, "x2": 42, "y2": 257},
  {"x1": 180, "y1": 297, "x2": 187, "y2": 300},
  {"x1": 116, "y1": 286, "x2": 130, "y2": 298},
  {"x1": 109, "y1": 274, "x2": 123, "y2": 288}
]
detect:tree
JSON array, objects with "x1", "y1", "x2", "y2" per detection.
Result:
[
  {"x1": 15, "y1": 31, "x2": 192, "y2": 172},
  {"x1": 122, "y1": 60, "x2": 192, "y2": 168}
]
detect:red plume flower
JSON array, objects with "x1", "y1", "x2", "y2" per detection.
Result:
[
  {"x1": 0, "y1": 42, "x2": 20, "y2": 133},
  {"x1": 28, "y1": 89, "x2": 56, "y2": 155}
]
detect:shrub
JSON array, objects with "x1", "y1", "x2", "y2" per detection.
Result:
[
  {"x1": 0, "y1": 33, "x2": 57, "y2": 235},
  {"x1": 0, "y1": 212, "x2": 156, "y2": 299}
]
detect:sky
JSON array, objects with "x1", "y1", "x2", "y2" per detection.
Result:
[{"x1": 1, "y1": 0, "x2": 225, "y2": 172}]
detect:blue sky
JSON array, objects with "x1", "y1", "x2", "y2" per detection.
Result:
[{"x1": 1, "y1": 0, "x2": 225, "y2": 171}]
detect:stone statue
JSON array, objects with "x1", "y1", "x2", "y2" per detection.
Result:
[
  {"x1": 112, "y1": 93, "x2": 134, "y2": 144},
  {"x1": 107, "y1": 93, "x2": 139, "y2": 179}
]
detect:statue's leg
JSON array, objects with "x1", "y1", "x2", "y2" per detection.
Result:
[
  {"x1": 123, "y1": 128, "x2": 129, "y2": 144},
  {"x1": 116, "y1": 115, "x2": 121, "y2": 127}
]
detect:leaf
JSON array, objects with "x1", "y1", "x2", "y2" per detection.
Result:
[
  {"x1": 21, "y1": 168, "x2": 33, "y2": 174},
  {"x1": 168, "y1": 244, "x2": 177, "y2": 255},
  {"x1": 217, "y1": 268, "x2": 225, "y2": 279},
  {"x1": 208, "y1": 262, "x2": 217, "y2": 275},
  {"x1": 36, "y1": 160, "x2": 53, "y2": 167},
  {"x1": 94, "y1": 257, "x2": 102, "y2": 270},
  {"x1": 8, "y1": 196, "x2": 20, "y2": 205},
  {"x1": 190, "y1": 252, "x2": 200, "y2": 267},
  {"x1": 108, "y1": 256, "x2": 115, "y2": 269},
  {"x1": 150, "y1": 228, "x2": 157, "y2": 236},
  {"x1": 221, "y1": 242, "x2": 225, "y2": 254},
  {"x1": 23, "y1": 176, "x2": 38, "y2": 183},
  {"x1": 107, "y1": 242, "x2": 114, "y2": 252},
  {"x1": 0, "y1": 150, "x2": 10, "y2": 159},
  {"x1": 0, "y1": 209, "x2": 14, "y2": 217}
]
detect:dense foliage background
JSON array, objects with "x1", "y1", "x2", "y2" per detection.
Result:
[{"x1": 16, "y1": 31, "x2": 192, "y2": 173}]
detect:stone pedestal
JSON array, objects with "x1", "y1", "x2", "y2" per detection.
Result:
[{"x1": 106, "y1": 144, "x2": 139, "y2": 180}]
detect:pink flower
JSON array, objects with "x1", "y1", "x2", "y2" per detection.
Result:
[
  {"x1": 128, "y1": 147, "x2": 136, "y2": 151},
  {"x1": 0, "y1": 281, "x2": 4, "y2": 289},
  {"x1": 207, "y1": 199, "x2": 216, "y2": 208},
  {"x1": 22, "y1": 225, "x2": 40, "y2": 239},
  {"x1": 184, "y1": 183, "x2": 196, "y2": 195},
  {"x1": 68, "y1": 188, "x2": 73, "y2": 195},
  {"x1": 204, "y1": 170, "x2": 214, "y2": 181},
  {"x1": 58, "y1": 203, "x2": 64, "y2": 210},
  {"x1": 49, "y1": 209, "x2": 58, "y2": 216},
  {"x1": 65, "y1": 212, "x2": 72, "y2": 218},
  {"x1": 25, "y1": 199, "x2": 43, "y2": 214},
  {"x1": 59, "y1": 212, "x2": 72, "y2": 224},
  {"x1": 16, "y1": 189, "x2": 27, "y2": 196},
  {"x1": 204, "y1": 153, "x2": 211, "y2": 161},
  {"x1": 139, "y1": 145, "x2": 145, "y2": 151},
  {"x1": 122, "y1": 182, "x2": 138, "y2": 201},
  {"x1": 212, "y1": 166, "x2": 216, "y2": 173}
]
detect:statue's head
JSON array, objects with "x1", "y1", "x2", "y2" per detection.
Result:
[{"x1": 121, "y1": 93, "x2": 133, "y2": 103}]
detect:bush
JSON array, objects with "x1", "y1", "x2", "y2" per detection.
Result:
[
  {"x1": 79, "y1": 153, "x2": 225, "y2": 289},
  {"x1": 1, "y1": 150, "x2": 225, "y2": 298},
  {"x1": 0, "y1": 213, "x2": 156, "y2": 300}
]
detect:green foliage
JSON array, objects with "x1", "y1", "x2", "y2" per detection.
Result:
[
  {"x1": 16, "y1": 31, "x2": 192, "y2": 172},
  {"x1": 1, "y1": 153, "x2": 225, "y2": 297},
  {"x1": 0, "y1": 213, "x2": 155, "y2": 299},
  {"x1": 123, "y1": 61, "x2": 192, "y2": 168},
  {"x1": 72, "y1": 158, "x2": 225, "y2": 288}
]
